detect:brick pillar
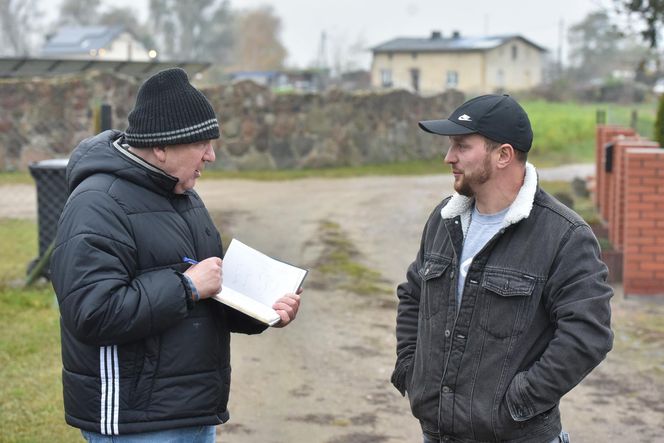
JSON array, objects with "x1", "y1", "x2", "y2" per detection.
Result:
[
  {"x1": 594, "y1": 126, "x2": 636, "y2": 221},
  {"x1": 623, "y1": 148, "x2": 664, "y2": 297},
  {"x1": 608, "y1": 138, "x2": 659, "y2": 251}
]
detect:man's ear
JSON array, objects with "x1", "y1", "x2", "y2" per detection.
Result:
[
  {"x1": 152, "y1": 146, "x2": 167, "y2": 163},
  {"x1": 495, "y1": 143, "x2": 515, "y2": 169}
]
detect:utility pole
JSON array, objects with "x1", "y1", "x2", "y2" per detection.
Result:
[
  {"x1": 317, "y1": 31, "x2": 328, "y2": 71},
  {"x1": 558, "y1": 18, "x2": 565, "y2": 77}
]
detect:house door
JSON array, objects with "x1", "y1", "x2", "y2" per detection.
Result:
[{"x1": 410, "y1": 68, "x2": 420, "y2": 92}]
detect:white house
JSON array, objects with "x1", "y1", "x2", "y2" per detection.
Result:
[{"x1": 371, "y1": 31, "x2": 547, "y2": 95}]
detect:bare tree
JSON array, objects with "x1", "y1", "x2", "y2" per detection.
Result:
[
  {"x1": 149, "y1": 0, "x2": 233, "y2": 62},
  {"x1": 325, "y1": 30, "x2": 368, "y2": 77},
  {"x1": 0, "y1": 0, "x2": 41, "y2": 55},
  {"x1": 567, "y1": 10, "x2": 649, "y2": 82},
  {"x1": 230, "y1": 5, "x2": 287, "y2": 71},
  {"x1": 57, "y1": 0, "x2": 101, "y2": 26}
]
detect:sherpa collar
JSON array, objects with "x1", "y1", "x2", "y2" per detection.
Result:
[{"x1": 440, "y1": 162, "x2": 538, "y2": 233}]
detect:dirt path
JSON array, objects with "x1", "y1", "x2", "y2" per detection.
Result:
[
  {"x1": 190, "y1": 174, "x2": 664, "y2": 443},
  {"x1": 1, "y1": 164, "x2": 662, "y2": 442},
  {"x1": 196, "y1": 175, "x2": 451, "y2": 443}
]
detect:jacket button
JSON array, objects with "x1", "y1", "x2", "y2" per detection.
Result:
[
  {"x1": 425, "y1": 267, "x2": 430, "y2": 275},
  {"x1": 444, "y1": 329, "x2": 451, "y2": 337},
  {"x1": 442, "y1": 386, "x2": 451, "y2": 393},
  {"x1": 450, "y1": 272, "x2": 454, "y2": 280}
]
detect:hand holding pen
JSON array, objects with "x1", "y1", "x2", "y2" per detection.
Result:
[{"x1": 183, "y1": 256, "x2": 223, "y2": 299}]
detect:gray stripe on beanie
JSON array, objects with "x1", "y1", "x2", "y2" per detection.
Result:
[
  {"x1": 125, "y1": 119, "x2": 218, "y2": 139},
  {"x1": 125, "y1": 121, "x2": 220, "y2": 144}
]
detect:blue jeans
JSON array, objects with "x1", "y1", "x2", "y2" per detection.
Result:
[
  {"x1": 81, "y1": 425, "x2": 216, "y2": 443},
  {"x1": 423, "y1": 431, "x2": 569, "y2": 443}
]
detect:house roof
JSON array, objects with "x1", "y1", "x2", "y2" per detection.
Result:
[
  {"x1": 372, "y1": 33, "x2": 547, "y2": 53},
  {"x1": 41, "y1": 25, "x2": 128, "y2": 56}
]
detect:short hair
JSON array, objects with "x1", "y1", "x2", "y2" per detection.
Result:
[{"x1": 483, "y1": 136, "x2": 528, "y2": 163}]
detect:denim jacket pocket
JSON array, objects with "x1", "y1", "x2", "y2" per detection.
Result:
[
  {"x1": 481, "y1": 269, "x2": 536, "y2": 338},
  {"x1": 419, "y1": 258, "x2": 451, "y2": 319}
]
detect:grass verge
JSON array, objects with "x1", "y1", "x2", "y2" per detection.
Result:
[
  {"x1": 314, "y1": 220, "x2": 392, "y2": 297},
  {"x1": 0, "y1": 285, "x2": 80, "y2": 443},
  {"x1": 522, "y1": 100, "x2": 657, "y2": 165},
  {"x1": 0, "y1": 219, "x2": 38, "y2": 287}
]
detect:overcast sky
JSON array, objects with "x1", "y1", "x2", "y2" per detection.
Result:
[
  {"x1": 236, "y1": 0, "x2": 613, "y2": 68},
  {"x1": 46, "y1": 0, "x2": 614, "y2": 68}
]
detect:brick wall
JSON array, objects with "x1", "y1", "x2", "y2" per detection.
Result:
[
  {"x1": 623, "y1": 148, "x2": 664, "y2": 296},
  {"x1": 594, "y1": 126, "x2": 635, "y2": 222},
  {"x1": 608, "y1": 138, "x2": 659, "y2": 251}
]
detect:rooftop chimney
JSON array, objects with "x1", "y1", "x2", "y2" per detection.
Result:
[
  {"x1": 430, "y1": 31, "x2": 442, "y2": 40},
  {"x1": 452, "y1": 30, "x2": 460, "y2": 39}
]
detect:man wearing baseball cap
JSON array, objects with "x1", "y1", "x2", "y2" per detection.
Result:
[{"x1": 391, "y1": 94, "x2": 613, "y2": 443}]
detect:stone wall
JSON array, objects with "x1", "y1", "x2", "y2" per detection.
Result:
[
  {"x1": 0, "y1": 71, "x2": 464, "y2": 171},
  {"x1": 0, "y1": 72, "x2": 138, "y2": 170}
]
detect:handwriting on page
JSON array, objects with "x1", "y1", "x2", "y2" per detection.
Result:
[{"x1": 222, "y1": 239, "x2": 306, "y2": 307}]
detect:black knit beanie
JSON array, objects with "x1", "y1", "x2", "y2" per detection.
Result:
[{"x1": 125, "y1": 68, "x2": 220, "y2": 147}]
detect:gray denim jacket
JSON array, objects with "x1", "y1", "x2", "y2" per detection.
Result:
[{"x1": 392, "y1": 163, "x2": 613, "y2": 442}]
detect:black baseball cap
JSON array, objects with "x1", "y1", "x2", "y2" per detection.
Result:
[{"x1": 418, "y1": 94, "x2": 533, "y2": 152}]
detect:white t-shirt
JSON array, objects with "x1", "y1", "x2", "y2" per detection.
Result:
[{"x1": 457, "y1": 204, "x2": 508, "y2": 307}]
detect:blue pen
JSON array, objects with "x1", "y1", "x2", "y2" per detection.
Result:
[{"x1": 183, "y1": 256, "x2": 199, "y2": 265}]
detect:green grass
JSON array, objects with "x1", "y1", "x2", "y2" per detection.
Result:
[
  {"x1": 0, "y1": 217, "x2": 78, "y2": 441},
  {"x1": 0, "y1": 285, "x2": 80, "y2": 443},
  {"x1": 315, "y1": 220, "x2": 392, "y2": 296},
  {"x1": 522, "y1": 100, "x2": 657, "y2": 165},
  {"x1": 0, "y1": 219, "x2": 37, "y2": 287},
  {"x1": 0, "y1": 171, "x2": 33, "y2": 185}
]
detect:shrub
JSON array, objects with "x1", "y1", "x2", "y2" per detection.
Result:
[{"x1": 656, "y1": 93, "x2": 664, "y2": 147}]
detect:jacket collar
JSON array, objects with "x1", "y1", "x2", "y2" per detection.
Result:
[
  {"x1": 112, "y1": 137, "x2": 179, "y2": 195},
  {"x1": 440, "y1": 162, "x2": 538, "y2": 231}
]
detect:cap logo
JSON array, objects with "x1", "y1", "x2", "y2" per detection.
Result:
[{"x1": 458, "y1": 114, "x2": 472, "y2": 122}]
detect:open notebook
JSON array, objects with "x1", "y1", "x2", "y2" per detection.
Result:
[{"x1": 212, "y1": 239, "x2": 308, "y2": 326}]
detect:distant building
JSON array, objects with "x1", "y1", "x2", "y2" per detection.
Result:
[
  {"x1": 338, "y1": 70, "x2": 372, "y2": 91},
  {"x1": 228, "y1": 69, "x2": 329, "y2": 92},
  {"x1": 41, "y1": 26, "x2": 157, "y2": 61},
  {"x1": 370, "y1": 31, "x2": 547, "y2": 95}
]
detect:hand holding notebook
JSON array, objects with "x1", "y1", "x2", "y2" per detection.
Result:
[{"x1": 212, "y1": 239, "x2": 308, "y2": 325}]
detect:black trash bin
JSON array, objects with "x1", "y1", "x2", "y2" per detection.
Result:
[{"x1": 28, "y1": 158, "x2": 69, "y2": 279}]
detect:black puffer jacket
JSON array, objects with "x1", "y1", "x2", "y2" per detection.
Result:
[{"x1": 51, "y1": 130, "x2": 266, "y2": 435}]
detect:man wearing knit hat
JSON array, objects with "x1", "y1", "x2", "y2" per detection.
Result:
[
  {"x1": 391, "y1": 94, "x2": 613, "y2": 443},
  {"x1": 51, "y1": 68, "x2": 301, "y2": 442}
]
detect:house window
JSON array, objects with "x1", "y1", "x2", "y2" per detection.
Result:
[
  {"x1": 410, "y1": 68, "x2": 420, "y2": 92},
  {"x1": 381, "y1": 69, "x2": 392, "y2": 87},
  {"x1": 496, "y1": 69, "x2": 505, "y2": 87},
  {"x1": 446, "y1": 71, "x2": 458, "y2": 89},
  {"x1": 511, "y1": 45, "x2": 518, "y2": 60}
]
